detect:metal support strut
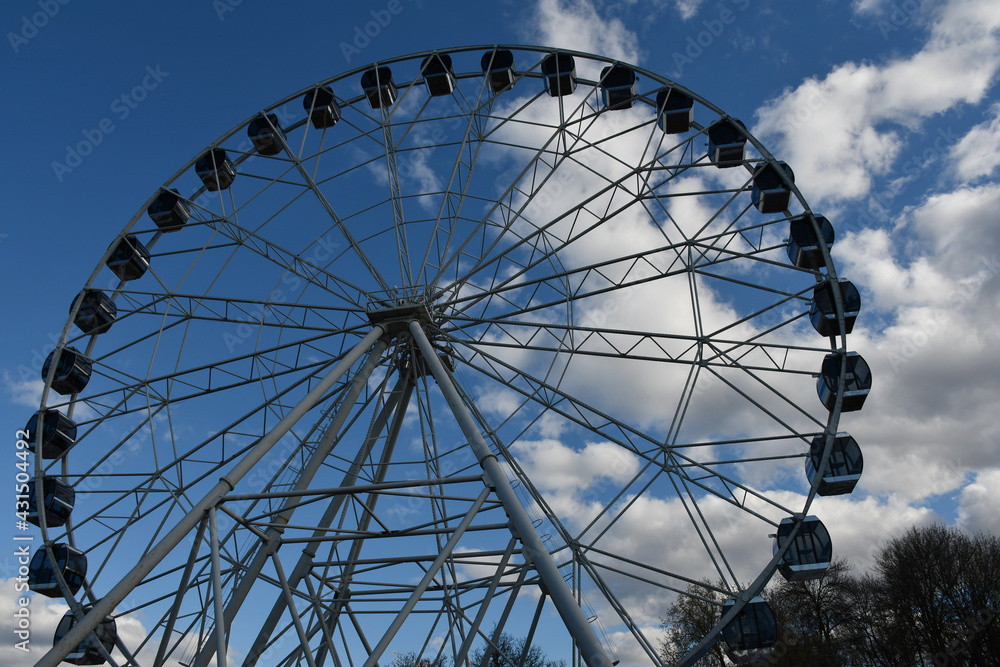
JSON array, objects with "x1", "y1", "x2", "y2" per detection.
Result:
[
  {"x1": 37, "y1": 327, "x2": 387, "y2": 667},
  {"x1": 408, "y1": 320, "x2": 614, "y2": 667}
]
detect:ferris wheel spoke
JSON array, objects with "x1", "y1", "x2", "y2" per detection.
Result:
[
  {"x1": 285, "y1": 144, "x2": 394, "y2": 294},
  {"x1": 57, "y1": 331, "x2": 360, "y2": 445},
  {"x1": 31, "y1": 48, "x2": 857, "y2": 667},
  {"x1": 189, "y1": 337, "x2": 390, "y2": 667},
  {"x1": 428, "y1": 81, "x2": 611, "y2": 292},
  {"x1": 450, "y1": 334, "x2": 804, "y2": 516},
  {"x1": 414, "y1": 87, "x2": 496, "y2": 289},
  {"x1": 444, "y1": 317, "x2": 824, "y2": 374},
  {"x1": 192, "y1": 213, "x2": 373, "y2": 308},
  {"x1": 443, "y1": 332, "x2": 663, "y2": 456}
]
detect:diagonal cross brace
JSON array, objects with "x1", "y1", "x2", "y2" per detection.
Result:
[{"x1": 409, "y1": 320, "x2": 614, "y2": 667}]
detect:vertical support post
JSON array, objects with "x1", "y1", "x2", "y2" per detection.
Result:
[
  {"x1": 361, "y1": 487, "x2": 491, "y2": 667},
  {"x1": 37, "y1": 327, "x2": 386, "y2": 667},
  {"x1": 271, "y1": 554, "x2": 319, "y2": 667},
  {"x1": 209, "y1": 508, "x2": 228, "y2": 667},
  {"x1": 518, "y1": 593, "x2": 548, "y2": 667},
  {"x1": 454, "y1": 537, "x2": 518, "y2": 667},
  {"x1": 478, "y1": 565, "x2": 529, "y2": 667},
  {"x1": 153, "y1": 518, "x2": 208, "y2": 667},
  {"x1": 409, "y1": 321, "x2": 613, "y2": 667},
  {"x1": 194, "y1": 335, "x2": 390, "y2": 667},
  {"x1": 244, "y1": 373, "x2": 411, "y2": 667}
]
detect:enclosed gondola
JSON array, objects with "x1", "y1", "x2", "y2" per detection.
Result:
[
  {"x1": 28, "y1": 543, "x2": 87, "y2": 598},
  {"x1": 752, "y1": 161, "x2": 794, "y2": 214},
  {"x1": 817, "y1": 351, "x2": 872, "y2": 412},
  {"x1": 481, "y1": 49, "x2": 516, "y2": 92},
  {"x1": 195, "y1": 148, "x2": 236, "y2": 191},
  {"x1": 246, "y1": 113, "x2": 284, "y2": 156},
  {"x1": 541, "y1": 52, "x2": 576, "y2": 96},
  {"x1": 146, "y1": 188, "x2": 190, "y2": 232},
  {"x1": 106, "y1": 235, "x2": 150, "y2": 282},
  {"x1": 600, "y1": 65, "x2": 637, "y2": 110},
  {"x1": 774, "y1": 515, "x2": 833, "y2": 582},
  {"x1": 810, "y1": 279, "x2": 861, "y2": 337},
  {"x1": 303, "y1": 86, "x2": 341, "y2": 129},
  {"x1": 422, "y1": 53, "x2": 457, "y2": 97},
  {"x1": 786, "y1": 214, "x2": 835, "y2": 269},
  {"x1": 53, "y1": 608, "x2": 117, "y2": 665},
  {"x1": 722, "y1": 596, "x2": 778, "y2": 664},
  {"x1": 27, "y1": 476, "x2": 76, "y2": 527},
  {"x1": 657, "y1": 87, "x2": 693, "y2": 134},
  {"x1": 707, "y1": 118, "x2": 746, "y2": 167},
  {"x1": 806, "y1": 433, "x2": 863, "y2": 496},
  {"x1": 361, "y1": 66, "x2": 398, "y2": 108},
  {"x1": 42, "y1": 347, "x2": 92, "y2": 396},
  {"x1": 24, "y1": 409, "x2": 77, "y2": 459},
  {"x1": 71, "y1": 289, "x2": 117, "y2": 335}
]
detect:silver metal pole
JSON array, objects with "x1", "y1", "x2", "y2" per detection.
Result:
[
  {"x1": 244, "y1": 373, "x2": 411, "y2": 667},
  {"x1": 454, "y1": 537, "x2": 518, "y2": 667},
  {"x1": 409, "y1": 320, "x2": 613, "y2": 667},
  {"x1": 194, "y1": 336, "x2": 390, "y2": 667},
  {"x1": 153, "y1": 518, "x2": 208, "y2": 667},
  {"x1": 361, "y1": 486, "x2": 492, "y2": 667},
  {"x1": 313, "y1": 376, "x2": 415, "y2": 667},
  {"x1": 209, "y1": 508, "x2": 228, "y2": 667},
  {"x1": 271, "y1": 553, "x2": 319, "y2": 667},
  {"x1": 37, "y1": 327, "x2": 386, "y2": 667}
]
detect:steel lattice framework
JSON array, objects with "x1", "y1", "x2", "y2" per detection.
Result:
[{"x1": 28, "y1": 45, "x2": 860, "y2": 667}]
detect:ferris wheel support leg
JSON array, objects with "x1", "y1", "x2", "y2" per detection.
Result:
[
  {"x1": 36, "y1": 326, "x2": 387, "y2": 667},
  {"x1": 454, "y1": 536, "x2": 518, "y2": 667},
  {"x1": 193, "y1": 333, "x2": 391, "y2": 667},
  {"x1": 209, "y1": 507, "x2": 229, "y2": 667},
  {"x1": 409, "y1": 321, "x2": 615, "y2": 667},
  {"x1": 271, "y1": 553, "x2": 319, "y2": 667},
  {"x1": 244, "y1": 372, "x2": 414, "y2": 667},
  {"x1": 361, "y1": 486, "x2": 492, "y2": 667},
  {"x1": 313, "y1": 376, "x2": 416, "y2": 666},
  {"x1": 153, "y1": 518, "x2": 209, "y2": 667},
  {"x1": 478, "y1": 565, "x2": 530, "y2": 667}
]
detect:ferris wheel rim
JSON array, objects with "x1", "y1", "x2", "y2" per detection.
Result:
[{"x1": 28, "y1": 45, "x2": 858, "y2": 667}]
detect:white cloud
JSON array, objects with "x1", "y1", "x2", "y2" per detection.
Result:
[
  {"x1": 671, "y1": 0, "x2": 707, "y2": 21},
  {"x1": 957, "y1": 468, "x2": 1000, "y2": 534},
  {"x1": 827, "y1": 179, "x2": 1000, "y2": 506},
  {"x1": 4, "y1": 372, "x2": 44, "y2": 409},
  {"x1": 755, "y1": 0, "x2": 1000, "y2": 204},
  {"x1": 525, "y1": 0, "x2": 642, "y2": 65},
  {"x1": 950, "y1": 103, "x2": 1000, "y2": 182}
]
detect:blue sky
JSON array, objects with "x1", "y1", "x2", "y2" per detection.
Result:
[{"x1": 3, "y1": 1, "x2": 1000, "y2": 665}]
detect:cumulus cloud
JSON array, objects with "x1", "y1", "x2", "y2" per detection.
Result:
[
  {"x1": 950, "y1": 103, "x2": 1000, "y2": 182},
  {"x1": 832, "y1": 181, "x2": 1000, "y2": 500},
  {"x1": 524, "y1": 0, "x2": 642, "y2": 65},
  {"x1": 755, "y1": 0, "x2": 1000, "y2": 204},
  {"x1": 957, "y1": 468, "x2": 1000, "y2": 534}
]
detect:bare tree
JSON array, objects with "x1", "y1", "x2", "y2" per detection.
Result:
[
  {"x1": 390, "y1": 651, "x2": 449, "y2": 667},
  {"x1": 764, "y1": 557, "x2": 858, "y2": 666},
  {"x1": 469, "y1": 628, "x2": 566, "y2": 667},
  {"x1": 658, "y1": 580, "x2": 729, "y2": 666}
]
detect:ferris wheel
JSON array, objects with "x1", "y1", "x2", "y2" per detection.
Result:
[{"x1": 25, "y1": 45, "x2": 870, "y2": 667}]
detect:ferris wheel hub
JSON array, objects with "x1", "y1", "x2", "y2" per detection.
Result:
[{"x1": 366, "y1": 296, "x2": 437, "y2": 337}]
